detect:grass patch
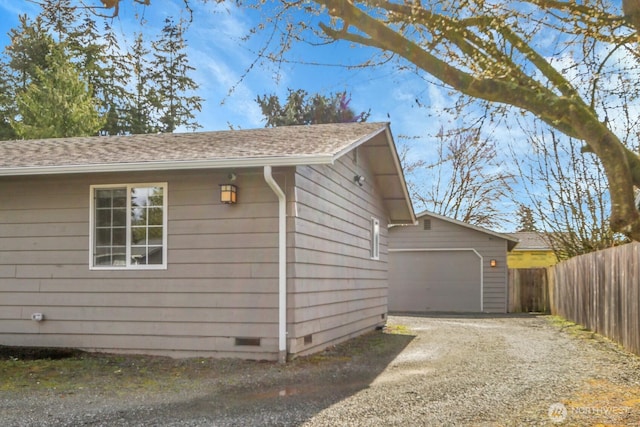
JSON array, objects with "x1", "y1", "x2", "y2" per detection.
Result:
[
  {"x1": 0, "y1": 329, "x2": 415, "y2": 395},
  {"x1": 546, "y1": 315, "x2": 607, "y2": 343},
  {"x1": 0, "y1": 350, "x2": 197, "y2": 393},
  {"x1": 384, "y1": 324, "x2": 413, "y2": 335},
  {"x1": 301, "y1": 328, "x2": 414, "y2": 363}
]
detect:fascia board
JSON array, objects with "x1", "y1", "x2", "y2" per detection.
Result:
[
  {"x1": 384, "y1": 126, "x2": 416, "y2": 224},
  {"x1": 0, "y1": 154, "x2": 336, "y2": 176}
]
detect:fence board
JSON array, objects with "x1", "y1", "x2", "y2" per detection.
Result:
[
  {"x1": 549, "y1": 242, "x2": 640, "y2": 356},
  {"x1": 508, "y1": 268, "x2": 549, "y2": 313}
]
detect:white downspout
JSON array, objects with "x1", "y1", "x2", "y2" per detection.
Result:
[{"x1": 264, "y1": 166, "x2": 287, "y2": 363}]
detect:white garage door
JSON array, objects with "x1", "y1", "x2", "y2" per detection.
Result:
[{"x1": 389, "y1": 250, "x2": 482, "y2": 312}]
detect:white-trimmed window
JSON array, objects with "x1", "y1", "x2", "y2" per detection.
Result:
[
  {"x1": 371, "y1": 217, "x2": 380, "y2": 260},
  {"x1": 90, "y1": 183, "x2": 167, "y2": 269}
]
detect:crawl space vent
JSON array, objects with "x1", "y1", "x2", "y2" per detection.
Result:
[{"x1": 235, "y1": 337, "x2": 261, "y2": 347}]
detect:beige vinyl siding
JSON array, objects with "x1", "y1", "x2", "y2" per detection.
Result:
[
  {"x1": 389, "y1": 215, "x2": 509, "y2": 313},
  {"x1": 0, "y1": 169, "x2": 285, "y2": 359},
  {"x1": 288, "y1": 149, "x2": 388, "y2": 356}
]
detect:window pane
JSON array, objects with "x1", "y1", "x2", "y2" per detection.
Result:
[
  {"x1": 113, "y1": 227, "x2": 126, "y2": 245},
  {"x1": 149, "y1": 189, "x2": 163, "y2": 207},
  {"x1": 112, "y1": 247, "x2": 126, "y2": 265},
  {"x1": 95, "y1": 190, "x2": 113, "y2": 208},
  {"x1": 112, "y1": 208, "x2": 126, "y2": 226},
  {"x1": 96, "y1": 228, "x2": 112, "y2": 246},
  {"x1": 112, "y1": 189, "x2": 127, "y2": 207},
  {"x1": 148, "y1": 227, "x2": 163, "y2": 245},
  {"x1": 131, "y1": 207, "x2": 145, "y2": 226},
  {"x1": 147, "y1": 246, "x2": 163, "y2": 265},
  {"x1": 131, "y1": 227, "x2": 147, "y2": 244},
  {"x1": 94, "y1": 247, "x2": 111, "y2": 265},
  {"x1": 131, "y1": 247, "x2": 147, "y2": 265},
  {"x1": 132, "y1": 187, "x2": 150, "y2": 208},
  {"x1": 95, "y1": 209, "x2": 111, "y2": 227},
  {"x1": 147, "y1": 208, "x2": 163, "y2": 226}
]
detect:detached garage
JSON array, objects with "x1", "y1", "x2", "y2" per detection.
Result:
[{"x1": 388, "y1": 211, "x2": 518, "y2": 313}]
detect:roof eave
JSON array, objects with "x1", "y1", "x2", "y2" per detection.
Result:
[
  {"x1": 0, "y1": 155, "x2": 337, "y2": 177},
  {"x1": 382, "y1": 126, "x2": 416, "y2": 225}
]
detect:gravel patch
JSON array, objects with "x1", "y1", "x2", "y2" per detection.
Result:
[{"x1": 2, "y1": 314, "x2": 640, "y2": 426}]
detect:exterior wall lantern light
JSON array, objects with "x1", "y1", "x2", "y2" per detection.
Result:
[
  {"x1": 490, "y1": 259, "x2": 497, "y2": 268},
  {"x1": 220, "y1": 184, "x2": 237, "y2": 204},
  {"x1": 354, "y1": 175, "x2": 365, "y2": 186}
]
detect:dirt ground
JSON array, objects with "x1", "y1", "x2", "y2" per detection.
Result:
[{"x1": 1, "y1": 314, "x2": 640, "y2": 426}]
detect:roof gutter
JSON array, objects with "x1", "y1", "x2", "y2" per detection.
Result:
[
  {"x1": 0, "y1": 155, "x2": 337, "y2": 177},
  {"x1": 263, "y1": 165, "x2": 287, "y2": 364}
]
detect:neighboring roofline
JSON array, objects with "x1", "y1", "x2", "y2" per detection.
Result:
[
  {"x1": 506, "y1": 231, "x2": 554, "y2": 251},
  {"x1": 415, "y1": 209, "x2": 519, "y2": 247}
]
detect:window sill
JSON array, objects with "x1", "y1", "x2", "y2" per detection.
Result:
[{"x1": 90, "y1": 265, "x2": 167, "y2": 271}]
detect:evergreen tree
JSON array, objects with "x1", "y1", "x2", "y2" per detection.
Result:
[
  {"x1": 38, "y1": 1, "x2": 129, "y2": 135},
  {"x1": 38, "y1": 0, "x2": 78, "y2": 42},
  {"x1": 0, "y1": 60, "x2": 17, "y2": 140},
  {"x1": 75, "y1": 18, "x2": 130, "y2": 135},
  {"x1": 516, "y1": 205, "x2": 538, "y2": 232},
  {"x1": 125, "y1": 33, "x2": 159, "y2": 134},
  {"x1": 12, "y1": 45, "x2": 105, "y2": 139},
  {"x1": 256, "y1": 89, "x2": 370, "y2": 127},
  {"x1": 2, "y1": 6, "x2": 204, "y2": 138},
  {"x1": 149, "y1": 18, "x2": 202, "y2": 133},
  {"x1": 5, "y1": 15, "x2": 53, "y2": 90}
]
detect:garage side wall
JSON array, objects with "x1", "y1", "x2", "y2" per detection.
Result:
[
  {"x1": 388, "y1": 216, "x2": 509, "y2": 313},
  {"x1": 0, "y1": 169, "x2": 285, "y2": 359},
  {"x1": 288, "y1": 149, "x2": 388, "y2": 356}
]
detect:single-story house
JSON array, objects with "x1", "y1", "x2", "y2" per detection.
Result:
[
  {"x1": 388, "y1": 211, "x2": 518, "y2": 313},
  {"x1": 507, "y1": 231, "x2": 558, "y2": 268},
  {"x1": 0, "y1": 122, "x2": 415, "y2": 362}
]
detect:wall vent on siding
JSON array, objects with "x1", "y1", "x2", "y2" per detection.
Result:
[
  {"x1": 235, "y1": 337, "x2": 261, "y2": 347},
  {"x1": 423, "y1": 219, "x2": 432, "y2": 230},
  {"x1": 304, "y1": 334, "x2": 313, "y2": 345}
]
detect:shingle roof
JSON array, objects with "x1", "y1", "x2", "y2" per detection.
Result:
[
  {"x1": 509, "y1": 232, "x2": 552, "y2": 250},
  {"x1": 0, "y1": 122, "x2": 415, "y2": 224},
  {"x1": 0, "y1": 122, "x2": 388, "y2": 173}
]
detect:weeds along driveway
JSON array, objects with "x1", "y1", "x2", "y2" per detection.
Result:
[{"x1": 2, "y1": 314, "x2": 640, "y2": 426}]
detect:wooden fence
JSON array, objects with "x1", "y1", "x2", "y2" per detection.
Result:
[
  {"x1": 549, "y1": 242, "x2": 640, "y2": 355},
  {"x1": 508, "y1": 268, "x2": 549, "y2": 313}
]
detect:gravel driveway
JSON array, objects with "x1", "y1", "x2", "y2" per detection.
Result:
[{"x1": 2, "y1": 314, "x2": 640, "y2": 426}]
